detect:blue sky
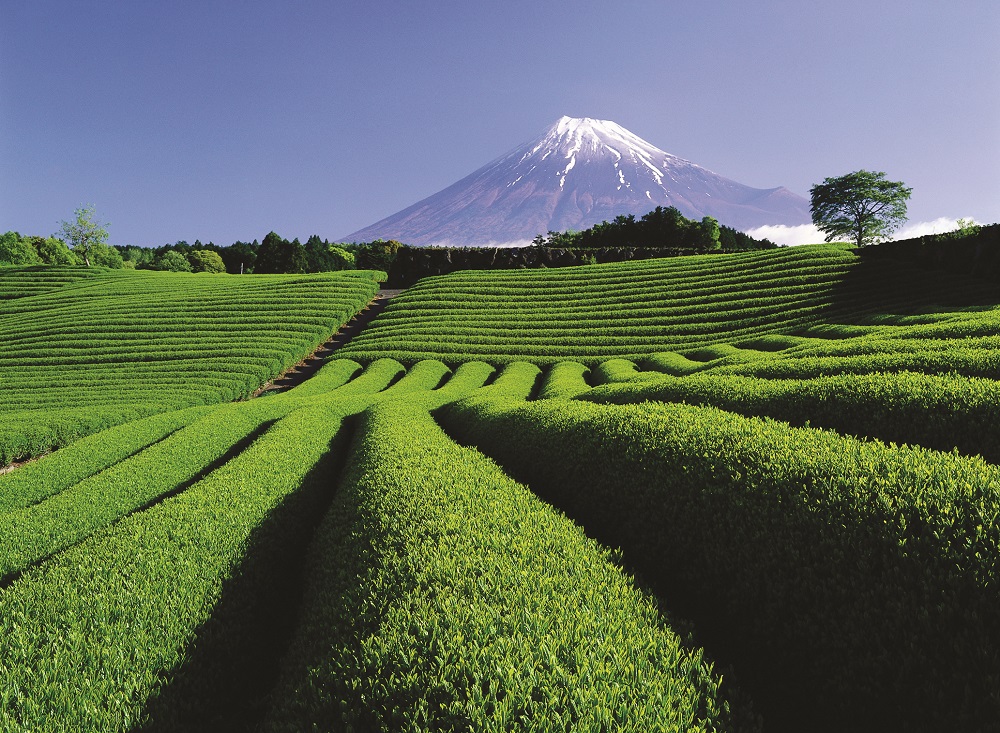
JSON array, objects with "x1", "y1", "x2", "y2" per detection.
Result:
[{"x1": 2, "y1": 0, "x2": 998, "y2": 246}]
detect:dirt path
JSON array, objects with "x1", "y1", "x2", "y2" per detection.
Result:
[{"x1": 253, "y1": 289, "x2": 403, "y2": 397}]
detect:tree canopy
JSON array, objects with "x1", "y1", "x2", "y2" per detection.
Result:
[
  {"x1": 189, "y1": 249, "x2": 227, "y2": 273},
  {"x1": 255, "y1": 232, "x2": 308, "y2": 274},
  {"x1": 530, "y1": 206, "x2": 773, "y2": 251},
  {"x1": 56, "y1": 205, "x2": 110, "y2": 266},
  {"x1": 810, "y1": 171, "x2": 912, "y2": 248}
]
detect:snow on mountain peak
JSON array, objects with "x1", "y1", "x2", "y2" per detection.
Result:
[{"x1": 547, "y1": 116, "x2": 672, "y2": 158}]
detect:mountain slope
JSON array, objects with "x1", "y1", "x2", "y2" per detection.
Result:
[{"x1": 343, "y1": 116, "x2": 810, "y2": 246}]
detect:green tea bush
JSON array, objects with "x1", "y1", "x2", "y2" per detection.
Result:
[
  {"x1": 536, "y1": 361, "x2": 591, "y2": 399},
  {"x1": 439, "y1": 396, "x2": 1000, "y2": 732},
  {"x1": 579, "y1": 370, "x2": 1000, "y2": 463},
  {"x1": 0, "y1": 268, "x2": 381, "y2": 460},
  {"x1": 263, "y1": 400, "x2": 754, "y2": 732},
  {"x1": 0, "y1": 400, "x2": 355, "y2": 731}
]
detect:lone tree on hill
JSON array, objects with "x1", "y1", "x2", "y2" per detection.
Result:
[
  {"x1": 56, "y1": 205, "x2": 109, "y2": 266},
  {"x1": 810, "y1": 170, "x2": 912, "y2": 248}
]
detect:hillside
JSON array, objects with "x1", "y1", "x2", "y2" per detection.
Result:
[
  {"x1": 0, "y1": 267, "x2": 381, "y2": 463},
  {"x1": 1, "y1": 243, "x2": 999, "y2": 732},
  {"x1": 337, "y1": 243, "x2": 1000, "y2": 369}
]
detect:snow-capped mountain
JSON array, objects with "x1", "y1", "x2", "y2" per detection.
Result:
[{"x1": 343, "y1": 116, "x2": 810, "y2": 246}]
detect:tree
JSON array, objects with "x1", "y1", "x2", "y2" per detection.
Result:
[
  {"x1": 355, "y1": 239, "x2": 402, "y2": 272},
  {"x1": 255, "y1": 232, "x2": 308, "y2": 274},
  {"x1": 31, "y1": 236, "x2": 79, "y2": 265},
  {"x1": 327, "y1": 246, "x2": 355, "y2": 271},
  {"x1": 89, "y1": 242, "x2": 125, "y2": 268},
  {"x1": 810, "y1": 171, "x2": 912, "y2": 248},
  {"x1": 56, "y1": 205, "x2": 110, "y2": 266},
  {"x1": 189, "y1": 249, "x2": 227, "y2": 273},
  {"x1": 154, "y1": 249, "x2": 193, "y2": 272},
  {"x1": 221, "y1": 240, "x2": 258, "y2": 274},
  {"x1": 119, "y1": 245, "x2": 156, "y2": 269},
  {"x1": 0, "y1": 232, "x2": 42, "y2": 266},
  {"x1": 690, "y1": 216, "x2": 721, "y2": 250}
]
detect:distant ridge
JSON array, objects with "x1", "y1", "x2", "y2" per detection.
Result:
[{"x1": 343, "y1": 116, "x2": 811, "y2": 246}]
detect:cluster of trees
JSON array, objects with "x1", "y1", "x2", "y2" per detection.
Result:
[
  {"x1": 0, "y1": 204, "x2": 403, "y2": 275},
  {"x1": 0, "y1": 206, "x2": 125, "y2": 268},
  {"x1": 0, "y1": 231, "x2": 118, "y2": 267},
  {"x1": 531, "y1": 206, "x2": 777, "y2": 251},
  {"x1": 119, "y1": 235, "x2": 402, "y2": 275}
]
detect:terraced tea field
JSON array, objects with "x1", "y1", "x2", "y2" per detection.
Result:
[
  {"x1": 0, "y1": 267, "x2": 380, "y2": 464},
  {"x1": 1, "y1": 247, "x2": 998, "y2": 733}
]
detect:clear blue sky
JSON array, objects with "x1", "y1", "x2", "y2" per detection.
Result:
[{"x1": 3, "y1": 0, "x2": 997, "y2": 246}]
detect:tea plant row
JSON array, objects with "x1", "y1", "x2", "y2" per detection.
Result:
[{"x1": 0, "y1": 267, "x2": 381, "y2": 464}]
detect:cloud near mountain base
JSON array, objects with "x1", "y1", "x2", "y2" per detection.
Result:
[{"x1": 746, "y1": 218, "x2": 979, "y2": 247}]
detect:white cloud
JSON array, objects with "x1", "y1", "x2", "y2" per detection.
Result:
[
  {"x1": 892, "y1": 217, "x2": 977, "y2": 239},
  {"x1": 745, "y1": 217, "x2": 980, "y2": 247},
  {"x1": 744, "y1": 224, "x2": 826, "y2": 246}
]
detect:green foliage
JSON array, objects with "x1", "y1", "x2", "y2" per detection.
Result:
[
  {"x1": 56, "y1": 204, "x2": 110, "y2": 266},
  {"x1": 439, "y1": 395, "x2": 1000, "y2": 731},
  {"x1": 31, "y1": 236, "x2": 79, "y2": 265},
  {"x1": 537, "y1": 360, "x2": 591, "y2": 399},
  {"x1": 0, "y1": 232, "x2": 42, "y2": 266},
  {"x1": 220, "y1": 240, "x2": 257, "y2": 273},
  {"x1": 188, "y1": 248, "x2": 227, "y2": 273},
  {"x1": 0, "y1": 406, "x2": 212, "y2": 513},
  {"x1": 256, "y1": 232, "x2": 309, "y2": 274},
  {"x1": 118, "y1": 244, "x2": 155, "y2": 268},
  {"x1": 0, "y1": 399, "x2": 353, "y2": 730},
  {"x1": 810, "y1": 170, "x2": 912, "y2": 247},
  {"x1": 88, "y1": 241, "x2": 125, "y2": 268},
  {"x1": 337, "y1": 244, "x2": 999, "y2": 367},
  {"x1": 534, "y1": 206, "x2": 741, "y2": 251},
  {"x1": 355, "y1": 238, "x2": 402, "y2": 271},
  {"x1": 263, "y1": 399, "x2": 750, "y2": 731},
  {"x1": 2, "y1": 226, "x2": 1000, "y2": 731},
  {"x1": 0, "y1": 268, "x2": 380, "y2": 461},
  {"x1": 954, "y1": 217, "x2": 981, "y2": 237},
  {"x1": 153, "y1": 249, "x2": 193, "y2": 272},
  {"x1": 304, "y1": 235, "x2": 357, "y2": 272},
  {"x1": 580, "y1": 370, "x2": 1000, "y2": 463}
]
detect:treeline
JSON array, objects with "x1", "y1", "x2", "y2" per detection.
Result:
[
  {"x1": 532, "y1": 206, "x2": 778, "y2": 250},
  {"x1": 861, "y1": 223, "x2": 1000, "y2": 284},
  {"x1": 117, "y1": 233, "x2": 402, "y2": 275},
  {"x1": 0, "y1": 229, "x2": 403, "y2": 275},
  {"x1": 2, "y1": 205, "x2": 774, "y2": 276},
  {"x1": 0, "y1": 231, "x2": 125, "y2": 268}
]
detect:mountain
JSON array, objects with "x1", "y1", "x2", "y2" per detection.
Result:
[{"x1": 343, "y1": 116, "x2": 811, "y2": 246}]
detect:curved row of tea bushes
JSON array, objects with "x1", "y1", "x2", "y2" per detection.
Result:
[
  {"x1": 0, "y1": 404, "x2": 179, "y2": 466},
  {"x1": 0, "y1": 265, "x2": 101, "y2": 299},
  {"x1": 536, "y1": 361, "x2": 592, "y2": 399},
  {"x1": 0, "y1": 401, "x2": 287, "y2": 582},
  {"x1": 0, "y1": 359, "x2": 408, "y2": 568},
  {"x1": 0, "y1": 405, "x2": 214, "y2": 513},
  {"x1": 262, "y1": 400, "x2": 754, "y2": 733},
  {"x1": 578, "y1": 370, "x2": 1000, "y2": 463},
  {"x1": 337, "y1": 245, "x2": 998, "y2": 367},
  {"x1": 0, "y1": 359, "x2": 506, "y2": 731},
  {"x1": 712, "y1": 345, "x2": 1000, "y2": 380},
  {"x1": 0, "y1": 267, "x2": 381, "y2": 460},
  {"x1": 0, "y1": 401, "x2": 354, "y2": 731},
  {"x1": 438, "y1": 396, "x2": 1000, "y2": 732}
]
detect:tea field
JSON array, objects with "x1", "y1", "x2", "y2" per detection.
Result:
[
  {"x1": 0, "y1": 267, "x2": 380, "y2": 464},
  {"x1": 0, "y1": 246, "x2": 998, "y2": 733}
]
